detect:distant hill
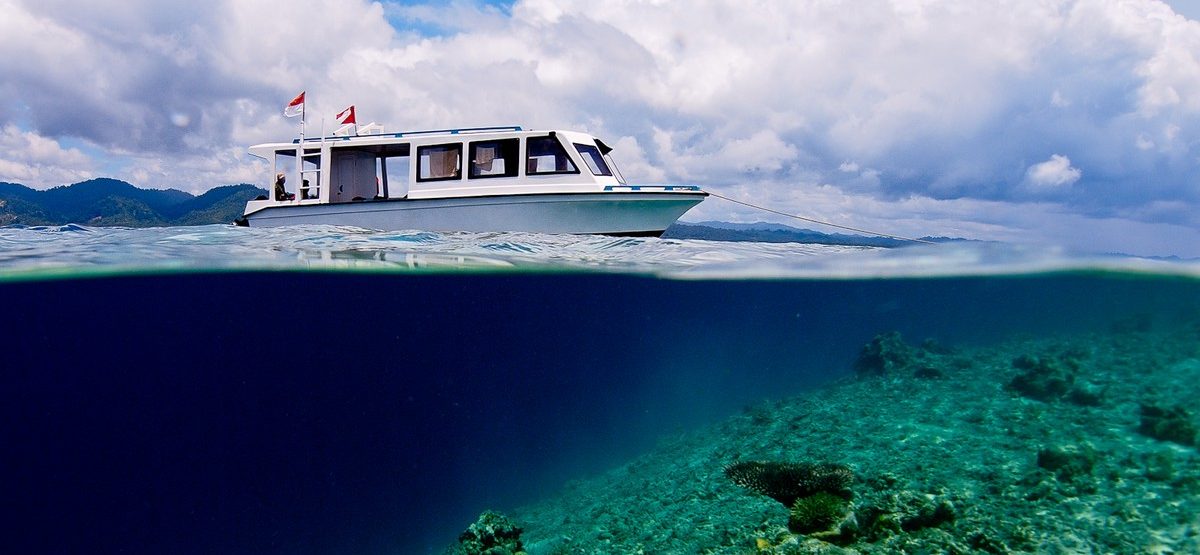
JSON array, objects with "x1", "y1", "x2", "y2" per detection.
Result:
[
  {"x1": 0, "y1": 179, "x2": 266, "y2": 227},
  {"x1": 663, "y1": 221, "x2": 965, "y2": 247}
]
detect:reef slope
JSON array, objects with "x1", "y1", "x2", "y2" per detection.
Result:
[{"x1": 510, "y1": 326, "x2": 1200, "y2": 554}]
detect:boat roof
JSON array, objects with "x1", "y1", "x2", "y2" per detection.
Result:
[
  {"x1": 248, "y1": 125, "x2": 611, "y2": 159},
  {"x1": 290, "y1": 125, "x2": 525, "y2": 144}
]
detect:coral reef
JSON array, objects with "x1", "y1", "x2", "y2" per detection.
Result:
[
  {"x1": 897, "y1": 497, "x2": 957, "y2": 533},
  {"x1": 1036, "y1": 444, "x2": 1097, "y2": 481},
  {"x1": 1138, "y1": 451, "x2": 1177, "y2": 482},
  {"x1": 1008, "y1": 353, "x2": 1076, "y2": 401},
  {"x1": 854, "y1": 332, "x2": 963, "y2": 380},
  {"x1": 449, "y1": 510, "x2": 526, "y2": 555},
  {"x1": 724, "y1": 461, "x2": 854, "y2": 507},
  {"x1": 1065, "y1": 383, "x2": 1104, "y2": 406},
  {"x1": 1137, "y1": 403, "x2": 1197, "y2": 446},
  {"x1": 1007, "y1": 348, "x2": 1102, "y2": 405},
  {"x1": 852, "y1": 332, "x2": 914, "y2": 376},
  {"x1": 912, "y1": 365, "x2": 944, "y2": 379},
  {"x1": 855, "y1": 490, "x2": 958, "y2": 542}
]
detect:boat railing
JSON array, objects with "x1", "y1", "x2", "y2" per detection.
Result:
[{"x1": 293, "y1": 125, "x2": 524, "y2": 144}]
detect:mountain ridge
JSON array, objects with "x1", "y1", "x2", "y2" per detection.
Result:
[{"x1": 0, "y1": 179, "x2": 265, "y2": 227}]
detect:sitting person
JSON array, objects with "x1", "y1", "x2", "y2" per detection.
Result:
[{"x1": 273, "y1": 172, "x2": 295, "y2": 201}]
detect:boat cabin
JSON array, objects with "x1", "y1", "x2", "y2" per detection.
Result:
[{"x1": 246, "y1": 126, "x2": 629, "y2": 207}]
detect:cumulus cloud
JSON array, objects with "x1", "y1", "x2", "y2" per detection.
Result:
[
  {"x1": 1, "y1": 0, "x2": 1198, "y2": 255},
  {"x1": 1024, "y1": 154, "x2": 1083, "y2": 192},
  {"x1": 0, "y1": 124, "x2": 96, "y2": 187},
  {"x1": 0, "y1": 0, "x2": 394, "y2": 166}
]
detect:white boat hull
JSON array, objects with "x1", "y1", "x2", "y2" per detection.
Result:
[{"x1": 239, "y1": 192, "x2": 705, "y2": 236}]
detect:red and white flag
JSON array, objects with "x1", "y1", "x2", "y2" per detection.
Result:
[
  {"x1": 336, "y1": 105, "x2": 356, "y2": 125},
  {"x1": 284, "y1": 91, "x2": 305, "y2": 118}
]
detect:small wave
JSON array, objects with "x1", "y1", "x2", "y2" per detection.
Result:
[
  {"x1": 481, "y1": 242, "x2": 538, "y2": 254},
  {"x1": 5, "y1": 223, "x2": 95, "y2": 233},
  {"x1": 593, "y1": 237, "x2": 645, "y2": 250},
  {"x1": 378, "y1": 231, "x2": 442, "y2": 244}
]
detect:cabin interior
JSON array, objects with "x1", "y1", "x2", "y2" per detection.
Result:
[{"x1": 272, "y1": 143, "x2": 411, "y2": 202}]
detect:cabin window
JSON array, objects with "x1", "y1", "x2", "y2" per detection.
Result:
[
  {"x1": 417, "y1": 143, "x2": 462, "y2": 182},
  {"x1": 573, "y1": 143, "x2": 612, "y2": 176},
  {"x1": 526, "y1": 135, "x2": 578, "y2": 175},
  {"x1": 468, "y1": 139, "x2": 519, "y2": 179}
]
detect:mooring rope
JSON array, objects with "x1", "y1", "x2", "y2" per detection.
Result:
[{"x1": 705, "y1": 191, "x2": 935, "y2": 245}]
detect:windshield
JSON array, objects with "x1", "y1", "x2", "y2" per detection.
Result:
[{"x1": 574, "y1": 142, "x2": 612, "y2": 176}]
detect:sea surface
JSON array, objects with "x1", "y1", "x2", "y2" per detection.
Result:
[{"x1": 2, "y1": 224, "x2": 1198, "y2": 554}]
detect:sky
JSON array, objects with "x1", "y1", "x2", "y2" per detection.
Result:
[{"x1": 1, "y1": 0, "x2": 1198, "y2": 257}]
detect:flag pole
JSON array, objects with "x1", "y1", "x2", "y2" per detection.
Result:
[
  {"x1": 295, "y1": 97, "x2": 305, "y2": 203},
  {"x1": 318, "y1": 117, "x2": 326, "y2": 200}
]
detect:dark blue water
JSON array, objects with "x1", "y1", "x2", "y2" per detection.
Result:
[{"x1": 3, "y1": 271, "x2": 1197, "y2": 554}]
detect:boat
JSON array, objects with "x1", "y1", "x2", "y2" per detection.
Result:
[{"x1": 235, "y1": 125, "x2": 706, "y2": 236}]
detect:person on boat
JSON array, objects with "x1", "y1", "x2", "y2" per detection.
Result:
[{"x1": 274, "y1": 172, "x2": 294, "y2": 201}]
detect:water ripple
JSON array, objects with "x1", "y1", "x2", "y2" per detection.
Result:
[{"x1": 0, "y1": 223, "x2": 1196, "y2": 281}]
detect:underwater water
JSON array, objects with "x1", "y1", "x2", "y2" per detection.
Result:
[{"x1": 2, "y1": 224, "x2": 1198, "y2": 554}]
